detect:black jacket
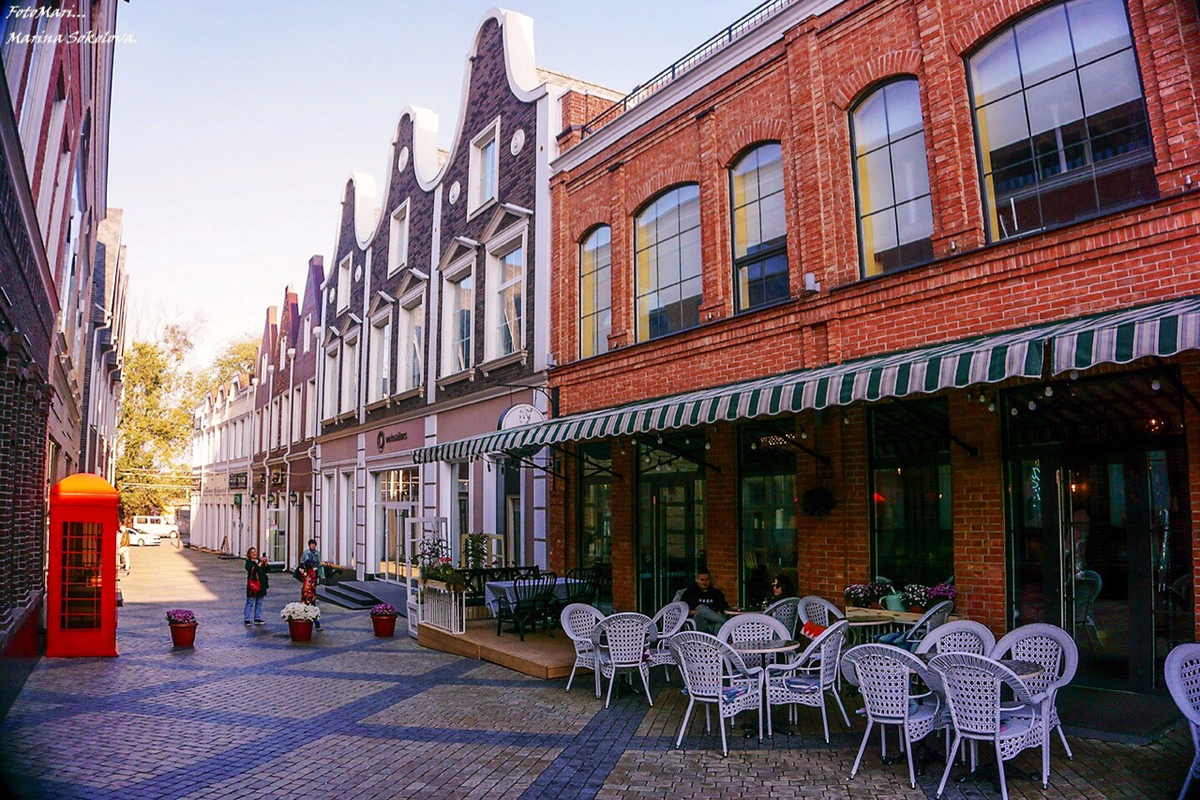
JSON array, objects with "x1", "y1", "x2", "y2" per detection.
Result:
[
  {"x1": 245, "y1": 559, "x2": 269, "y2": 597},
  {"x1": 680, "y1": 583, "x2": 729, "y2": 614}
]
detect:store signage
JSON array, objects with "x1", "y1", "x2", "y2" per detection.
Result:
[
  {"x1": 498, "y1": 403, "x2": 544, "y2": 430},
  {"x1": 229, "y1": 473, "x2": 248, "y2": 490},
  {"x1": 376, "y1": 428, "x2": 410, "y2": 453}
]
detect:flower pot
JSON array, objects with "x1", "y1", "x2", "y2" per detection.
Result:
[
  {"x1": 371, "y1": 614, "x2": 397, "y2": 638},
  {"x1": 909, "y1": 604, "x2": 925, "y2": 614},
  {"x1": 288, "y1": 619, "x2": 314, "y2": 642},
  {"x1": 169, "y1": 622, "x2": 197, "y2": 648}
]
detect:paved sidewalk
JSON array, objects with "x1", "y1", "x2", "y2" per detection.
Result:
[{"x1": 0, "y1": 546, "x2": 1193, "y2": 798}]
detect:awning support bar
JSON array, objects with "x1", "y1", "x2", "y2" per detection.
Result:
[
  {"x1": 547, "y1": 442, "x2": 622, "y2": 479},
  {"x1": 635, "y1": 434, "x2": 722, "y2": 473},
  {"x1": 753, "y1": 419, "x2": 831, "y2": 465},
  {"x1": 1153, "y1": 358, "x2": 1200, "y2": 414},
  {"x1": 503, "y1": 451, "x2": 566, "y2": 481},
  {"x1": 887, "y1": 398, "x2": 979, "y2": 457}
]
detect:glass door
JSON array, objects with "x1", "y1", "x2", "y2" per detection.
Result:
[
  {"x1": 375, "y1": 468, "x2": 418, "y2": 582},
  {"x1": 637, "y1": 474, "x2": 706, "y2": 615}
]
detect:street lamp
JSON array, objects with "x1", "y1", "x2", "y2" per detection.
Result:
[{"x1": 289, "y1": 491, "x2": 299, "y2": 506}]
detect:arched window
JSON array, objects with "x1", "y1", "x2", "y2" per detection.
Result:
[
  {"x1": 969, "y1": 0, "x2": 1155, "y2": 241},
  {"x1": 579, "y1": 226, "x2": 612, "y2": 359},
  {"x1": 634, "y1": 185, "x2": 701, "y2": 341},
  {"x1": 730, "y1": 143, "x2": 787, "y2": 310},
  {"x1": 851, "y1": 78, "x2": 934, "y2": 277}
]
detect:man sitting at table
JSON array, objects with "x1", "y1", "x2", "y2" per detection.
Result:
[{"x1": 680, "y1": 570, "x2": 729, "y2": 635}]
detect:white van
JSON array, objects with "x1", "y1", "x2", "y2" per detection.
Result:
[{"x1": 132, "y1": 515, "x2": 179, "y2": 539}]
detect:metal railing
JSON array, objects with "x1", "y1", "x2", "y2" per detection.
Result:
[
  {"x1": 419, "y1": 582, "x2": 467, "y2": 635},
  {"x1": 580, "y1": 0, "x2": 798, "y2": 139}
]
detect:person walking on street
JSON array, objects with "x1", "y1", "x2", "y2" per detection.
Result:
[
  {"x1": 118, "y1": 528, "x2": 131, "y2": 574},
  {"x1": 300, "y1": 539, "x2": 323, "y2": 631},
  {"x1": 244, "y1": 547, "x2": 269, "y2": 625}
]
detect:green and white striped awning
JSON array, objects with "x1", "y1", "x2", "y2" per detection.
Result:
[{"x1": 414, "y1": 294, "x2": 1200, "y2": 464}]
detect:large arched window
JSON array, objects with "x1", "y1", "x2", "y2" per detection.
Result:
[
  {"x1": 730, "y1": 143, "x2": 787, "y2": 310},
  {"x1": 635, "y1": 185, "x2": 701, "y2": 341},
  {"x1": 969, "y1": 0, "x2": 1155, "y2": 242},
  {"x1": 579, "y1": 226, "x2": 611, "y2": 359},
  {"x1": 851, "y1": 78, "x2": 934, "y2": 277}
]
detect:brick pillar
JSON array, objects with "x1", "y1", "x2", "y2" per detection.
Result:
[
  {"x1": 547, "y1": 449, "x2": 570, "y2": 576},
  {"x1": 706, "y1": 426, "x2": 739, "y2": 604},
  {"x1": 609, "y1": 442, "x2": 637, "y2": 611},
  {"x1": 950, "y1": 392, "x2": 1006, "y2": 634},
  {"x1": 0, "y1": 352, "x2": 15, "y2": 632}
]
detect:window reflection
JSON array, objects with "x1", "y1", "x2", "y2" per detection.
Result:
[{"x1": 731, "y1": 143, "x2": 789, "y2": 310}]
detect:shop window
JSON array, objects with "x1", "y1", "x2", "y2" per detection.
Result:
[
  {"x1": 738, "y1": 427, "x2": 797, "y2": 610},
  {"x1": 578, "y1": 443, "x2": 613, "y2": 607},
  {"x1": 969, "y1": 0, "x2": 1155, "y2": 242},
  {"x1": 579, "y1": 226, "x2": 612, "y2": 359},
  {"x1": 634, "y1": 185, "x2": 701, "y2": 341},
  {"x1": 869, "y1": 399, "x2": 953, "y2": 588},
  {"x1": 730, "y1": 143, "x2": 788, "y2": 309},
  {"x1": 852, "y1": 78, "x2": 934, "y2": 277}
]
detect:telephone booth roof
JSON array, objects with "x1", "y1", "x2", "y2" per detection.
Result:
[{"x1": 49, "y1": 474, "x2": 119, "y2": 507}]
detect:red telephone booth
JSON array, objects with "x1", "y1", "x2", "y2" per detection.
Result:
[{"x1": 46, "y1": 473, "x2": 119, "y2": 657}]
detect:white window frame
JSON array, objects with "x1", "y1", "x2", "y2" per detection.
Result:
[
  {"x1": 340, "y1": 334, "x2": 360, "y2": 415},
  {"x1": 484, "y1": 225, "x2": 527, "y2": 362},
  {"x1": 398, "y1": 289, "x2": 425, "y2": 392},
  {"x1": 291, "y1": 386, "x2": 302, "y2": 442},
  {"x1": 441, "y1": 255, "x2": 475, "y2": 377},
  {"x1": 337, "y1": 254, "x2": 352, "y2": 312},
  {"x1": 322, "y1": 345, "x2": 340, "y2": 421},
  {"x1": 367, "y1": 309, "x2": 392, "y2": 404},
  {"x1": 388, "y1": 200, "x2": 411, "y2": 276},
  {"x1": 306, "y1": 378, "x2": 317, "y2": 437},
  {"x1": 468, "y1": 116, "x2": 501, "y2": 216}
]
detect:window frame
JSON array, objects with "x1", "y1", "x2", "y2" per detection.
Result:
[
  {"x1": 322, "y1": 343, "x2": 340, "y2": 422},
  {"x1": 398, "y1": 287, "x2": 426, "y2": 393},
  {"x1": 633, "y1": 183, "x2": 703, "y2": 343},
  {"x1": 336, "y1": 254, "x2": 352, "y2": 312},
  {"x1": 387, "y1": 200, "x2": 411, "y2": 276},
  {"x1": 468, "y1": 116, "x2": 501, "y2": 216},
  {"x1": 965, "y1": 0, "x2": 1157, "y2": 244},
  {"x1": 578, "y1": 225, "x2": 612, "y2": 360},
  {"x1": 441, "y1": 255, "x2": 476, "y2": 377},
  {"x1": 729, "y1": 142, "x2": 790, "y2": 312},
  {"x1": 484, "y1": 224, "x2": 527, "y2": 363},
  {"x1": 340, "y1": 333, "x2": 359, "y2": 416},
  {"x1": 367, "y1": 308, "x2": 393, "y2": 404},
  {"x1": 849, "y1": 77, "x2": 936, "y2": 279}
]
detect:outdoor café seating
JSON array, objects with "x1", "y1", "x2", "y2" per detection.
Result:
[
  {"x1": 647, "y1": 601, "x2": 690, "y2": 680},
  {"x1": 493, "y1": 573, "x2": 556, "y2": 640},
  {"x1": 799, "y1": 595, "x2": 844, "y2": 627},
  {"x1": 561, "y1": 603, "x2": 605, "y2": 695},
  {"x1": 875, "y1": 599, "x2": 954, "y2": 651},
  {"x1": 592, "y1": 612, "x2": 655, "y2": 708},
  {"x1": 928, "y1": 652, "x2": 1048, "y2": 800},
  {"x1": 1165, "y1": 642, "x2": 1200, "y2": 800},
  {"x1": 668, "y1": 630, "x2": 764, "y2": 756},
  {"x1": 764, "y1": 596, "x2": 800, "y2": 637},
  {"x1": 842, "y1": 642, "x2": 949, "y2": 789},
  {"x1": 915, "y1": 620, "x2": 996, "y2": 657},
  {"x1": 764, "y1": 619, "x2": 851, "y2": 743}
]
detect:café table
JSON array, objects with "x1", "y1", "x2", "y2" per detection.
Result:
[
  {"x1": 730, "y1": 638, "x2": 803, "y2": 737},
  {"x1": 483, "y1": 577, "x2": 579, "y2": 616}
]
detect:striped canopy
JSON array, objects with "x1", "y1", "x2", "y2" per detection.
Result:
[{"x1": 414, "y1": 295, "x2": 1200, "y2": 463}]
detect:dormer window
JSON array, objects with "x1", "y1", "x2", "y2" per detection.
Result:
[
  {"x1": 337, "y1": 255, "x2": 352, "y2": 312},
  {"x1": 469, "y1": 117, "x2": 501, "y2": 214},
  {"x1": 388, "y1": 201, "x2": 410, "y2": 276}
]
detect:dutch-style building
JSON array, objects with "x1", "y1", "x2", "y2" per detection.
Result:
[
  {"x1": 190, "y1": 374, "x2": 254, "y2": 556},
  {"x1": 424, "y1": 0, "x2": 1200, "y2": 699},
  {"x1": 314, "y1": 9, "x2": 619, "y2": 579}
]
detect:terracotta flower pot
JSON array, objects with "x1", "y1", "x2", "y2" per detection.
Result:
[
  {"x1": 169, "y1": 622, "x2": 197, "y2": 648},
  {"x1": 288, "y1": 619, "x2": 314, "y2": 642},
  {"x1": 909, "y1": 605, "x2": 925, "y2": 614},
  {"x1": 371, "y1": 615, "x2": 397, "y2": 638}
]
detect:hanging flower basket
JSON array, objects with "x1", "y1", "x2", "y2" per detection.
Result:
[
  {"x1": 166, "y1": 609, "x2": 197, "y2": 648},
  {"x1": 801, "y1": 487, "x2": 837, "y2": 518}
]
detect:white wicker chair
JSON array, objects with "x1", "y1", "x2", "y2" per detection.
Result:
[
  {"x1": 875, "y1": 599, "x2": 954, "y2": 651},
  {"x1": 915, "y1": 620, "x2": 996, "y2": 657},
  {"x1": 764, "y1": 596, "x2": 801, "y2": 637},
  {"x1": 841, "y1": 643, "x2": 949, "y2": 789},
  {"x1": 928, "y1": 653, "x2": 1047, "y2": 800},
  {"x1": 668, "y1": 630, "x2": 764, "y2": 756},
  {"x1": 716, "y1": 613, "x2": 794, "y2": 671},
  {"x1": 1165, "y1": 643, "x2": 1200, "y2": 800},
  {"x1": 765, "y1": 620, "x2": 851, "y2": 742},
  {"x1": 990, "y1": 622, "x2": 1077, "y2": 785},
  {"x1": 648, "y1": 601, "x2": 690, "y2": 680},
  {"x1": 561, "y1": 603, "x2": 605, "y2": 695},
  {"x1": 799, "y1": 595, "x2": 845, "y2": 627},
  {"x1": 592, "y1": 612, "x2": 654, "y2": 708}
]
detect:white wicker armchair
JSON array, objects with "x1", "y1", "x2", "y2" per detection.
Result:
[
  {"x1": 647, "y1": 601, "x2": 690, "y2": 680},
  {"x1": 764, "y1": 620, "x2": 851, "y2": 742},
  {"x1": 561, "y1": 603, "x2": 605, "y2": 695},
  {"x1": 668, "y1": 631, "x2": 764, "y2": 756},
  {"x1": 592, "y1": 612, "x2": 655, "y2": 708}
]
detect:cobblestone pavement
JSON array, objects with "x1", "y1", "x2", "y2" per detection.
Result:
[{"x1": 0, "y1": 546, "x2": 1193, "y2": 799}]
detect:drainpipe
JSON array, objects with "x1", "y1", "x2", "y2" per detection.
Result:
[{"x1": 284, "y1": 346, "x2": 296, "y2": 566}]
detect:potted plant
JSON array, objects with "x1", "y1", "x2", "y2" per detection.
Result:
[
  {"x1": 930, "y1": 582, "x2": 958, "y2": 606},
  {"x1": 280, "y1": 602, "x2": 320, "y2": 642},
  {"x1": 417, "y1": 536, "x2": 466, "y2": 594},
  {"x1": 370, "y1": 603, "x2": 399, "y2": 637},
  {"x1": 166, "y1": 609, "x2": 197, "y2": 648},
  {"x1": 901, "y1": 583, "x2": 933, "y2": 613}
]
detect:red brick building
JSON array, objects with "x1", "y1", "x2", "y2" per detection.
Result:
[{"x1": 432, "y1": 0, "x2": 1200, "y2": 697}]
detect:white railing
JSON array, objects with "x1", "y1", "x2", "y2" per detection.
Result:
[{"x1": 419, "y1": 582, "x2": 466, "y2": 635}]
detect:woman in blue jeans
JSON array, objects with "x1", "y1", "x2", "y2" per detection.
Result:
[{"x1": 244, "y1": 547, "x2": 269, "y2": 625}]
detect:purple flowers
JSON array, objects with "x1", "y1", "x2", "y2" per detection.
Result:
[
  {"x1": 844, "y1": 581, "x2": 893, "y2": 607},
  {"x1": 371, "y1": 603, "x2": 399, "y2": 617},
  {"x1": 166, "y1": 609, "x2": 196, "y2": 625},
  {"x1": 930, "y1": 582, "x2": 958, "y2": 602}
]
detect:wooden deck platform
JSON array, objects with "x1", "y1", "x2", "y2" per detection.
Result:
[{"x1": 417, "y1": 618, "x2": 576, "y2": 679}]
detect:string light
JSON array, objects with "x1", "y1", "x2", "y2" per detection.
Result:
[{"x1": 799, "y1": 425, "x2": 808, "y2": 440}]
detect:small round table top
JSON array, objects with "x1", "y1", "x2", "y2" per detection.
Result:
[
  {"x1": 999, "y1": 659, "x2": 1044, "y2": 681},
  {"x1": 734, "y1": 638, "x2": 802, "y2": 655}
]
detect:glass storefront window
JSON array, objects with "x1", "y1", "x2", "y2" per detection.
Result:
[
  {"x1": 869, "y1": 400, "x2": 953, "y2": 588},
  {"x1": 739, "y1": 427, "x2": 797, "y2": 610}
]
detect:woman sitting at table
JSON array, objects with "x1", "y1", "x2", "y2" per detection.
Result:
[{"x1": 770, "y1": 574, "x2": 796, "y2": 603}]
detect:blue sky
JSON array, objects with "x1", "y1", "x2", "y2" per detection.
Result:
[{"x1": 109, "y1": 1, "x2": 760, "y2": 363}]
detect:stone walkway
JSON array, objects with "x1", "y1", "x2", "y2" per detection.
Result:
[{"x1": 0, "y1": 546, "x2": 1193, "y2": 798}]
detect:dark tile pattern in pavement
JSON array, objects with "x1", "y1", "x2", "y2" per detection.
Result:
[{"x1": 0, "y1": 545, "x2": 1193, "y2": 799}]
